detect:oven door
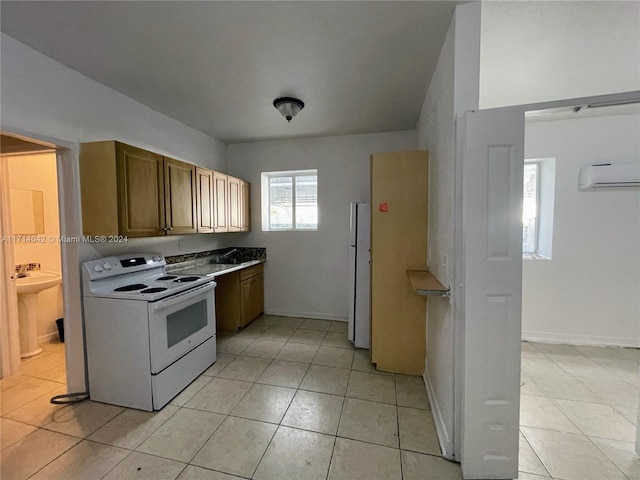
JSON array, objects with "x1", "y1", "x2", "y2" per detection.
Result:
[{"x1": 147, "y1": 281, "x2": 216, "y2": 374}]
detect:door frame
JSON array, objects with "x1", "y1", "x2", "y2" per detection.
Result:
[
  {"x1": 452, "y1": 90, "x2": 640, "y2": 475},
  {"x1": 0, "y1": 153, "x2": 21, "y2": 377},
  {"x1": 0, "y1": 128, "x2": 86, "y2": 393}
]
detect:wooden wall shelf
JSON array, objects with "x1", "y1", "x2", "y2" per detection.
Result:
[{"x1": 406, "y1": 270, "x2": 450, "y2": 297}]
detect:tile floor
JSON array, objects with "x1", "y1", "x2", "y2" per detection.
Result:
[
  {"x1": 1, "y1": 315, "x2": 460, "y2": 480},
  {"x1": 3, "y1": 321, "x2": 638, "y2": 480},
  {"x1": 519, "y1": 341, "x2": 639, "y2": 480}
]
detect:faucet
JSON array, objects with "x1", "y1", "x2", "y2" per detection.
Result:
[
  {"x1": 16, "y1": 265, "x2": 29, "y2": 278},
  {"x1": 221, "y1": 249, "x2": 238, "y2": 258}
]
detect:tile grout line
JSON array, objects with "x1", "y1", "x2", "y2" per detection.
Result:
[
  {"x1": 6, "y1": 320, "x2": 428, "y2": 480},
  {"x1": 519, "y1": 428, "x2": 552, "y2": 478},
  {"x1": 521, "y1": 342, "x2": 639, "y2": 480}
]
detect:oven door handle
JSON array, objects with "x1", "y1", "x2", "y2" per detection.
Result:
[{"x1": 149, "y1": 281, "x2": 216, "y2": 312}]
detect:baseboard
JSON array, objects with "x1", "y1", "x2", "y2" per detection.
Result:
[
  {"x1": 265, "y1": 310, "x2": 348, "y2": 322},
  {"x1": 38, "y1": 331, "x2": 59, "y2": 344},
  {"x1": 522, "y1": 330, "x2": 640, "y2": 348},
  {"x1": 424, "y1": 371, "x2": 455, "y2": 460}
]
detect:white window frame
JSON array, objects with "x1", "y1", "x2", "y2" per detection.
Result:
[
  {"x1": 523, "y1": 160, "x2": 541, "y2": 255},
  {"x1": 261, "y1": 169, "x2": 318, "y2": 232},
  {"x1": 523, "y1": 158, "x2": 555, "y2": 260}
]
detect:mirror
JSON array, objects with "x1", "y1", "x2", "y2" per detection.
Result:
[{"x1": 10, "y1": 189, "x2": 45, "y2": 235}]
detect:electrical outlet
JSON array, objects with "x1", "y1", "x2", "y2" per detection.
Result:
[{"x1": 442, "y1": 254, "x2": 448, "y2": 274}]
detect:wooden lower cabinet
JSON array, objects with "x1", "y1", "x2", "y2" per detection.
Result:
[
  {"x1": 240, "y1": 266, "x2": 264, "y2": 326},
  {"x1": 215, "y1": 264, "x2": 264, "y2": 331}
]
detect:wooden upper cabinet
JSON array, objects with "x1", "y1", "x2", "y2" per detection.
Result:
[
  {"x1": 196, "y1": 167, "x2": 215, "y2": 234},
  {"x1": 164, "y1": 157, "x2": 197, "y2": 235},
  {"x1": 228, "y1": 176, "x2": 242, "y2": 232},
  {"x1": 80, "y1": 141, "x2": 250, "y2": 237},
  {"x1": 241, "y1": 181, "x2": 251, "y2": 232},
  {"x1": 213, "y1": 171, "x2": 228, "y2": 232},
  {"x1": 80, "y1": 141, "x2": 165, "y2": 237}
]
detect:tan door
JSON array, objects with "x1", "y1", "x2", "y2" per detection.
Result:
[
  {"x1": 213, "y1": 172, "x2": 228, "y2": 232},
  {"x1": 164, "y1": 157, "x2": 197, "y2": 235},
  {"x1": 370, "y1": 150, "x2": 428, "y2": 375},
  {"x1": 116, "y1": 143, "x2": 165, "y2": 237},
  {"x1": 196, "y1": 167, "x2": 214, "y2": 233}
]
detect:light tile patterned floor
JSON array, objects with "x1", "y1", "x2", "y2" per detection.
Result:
[
  {"x1": 519, "y1": 341, "x2": 640, "y2": 480},
  {"x1": 0, "y1": 316, "x2": 459, "y2": 480},
  {"x1": 3, "y1": 323, "x2": 638, "y2": 479}
]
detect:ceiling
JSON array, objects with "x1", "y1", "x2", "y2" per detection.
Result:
[
  {"x1": 0, "y1": 1, "x2": 459, "y2": 144},
  {"x1": 480, "y1": 1, "x2": 640, "y2": 108}
]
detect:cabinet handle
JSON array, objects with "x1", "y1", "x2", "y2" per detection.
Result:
[{"x1": 164, "y1": 227, "x2": 173, "y2": 232}]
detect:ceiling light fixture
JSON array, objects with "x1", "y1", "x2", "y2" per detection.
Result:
[{"x1": 273, "y1": 97, "x2": 304, "y2": 122}]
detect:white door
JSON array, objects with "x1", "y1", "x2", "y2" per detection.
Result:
[
  {"x1": 0, "y1": 156, "x2": 21, "y2": 377},
  {"x1": 460, "y1": 107, "x2": 524, "y2": 479}
]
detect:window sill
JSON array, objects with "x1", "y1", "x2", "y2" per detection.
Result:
[{"x1": 523, "y1": 253, "x2": 551, "y2": 260}]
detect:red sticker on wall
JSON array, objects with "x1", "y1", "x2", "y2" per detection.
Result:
[{"x1": 378, "y1": 202, "x2": 389, "y2": 212}]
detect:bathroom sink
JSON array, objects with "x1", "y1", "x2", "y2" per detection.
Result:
[{"x1": 16, "y1": 271, "x2": 62, "y2": 295}]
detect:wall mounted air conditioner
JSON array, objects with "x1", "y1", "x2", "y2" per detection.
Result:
[{"x1": 578, "y1": 163, "x2": 640, "y2": 190}]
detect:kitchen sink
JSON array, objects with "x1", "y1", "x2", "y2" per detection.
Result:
[{"x1": 210, "y1": 258, "x2": 240, "y2": 265}]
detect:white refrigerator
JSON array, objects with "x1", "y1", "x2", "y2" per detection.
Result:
[{"x1": 348, "y1": 202, "x2": 370, "y2": 349}]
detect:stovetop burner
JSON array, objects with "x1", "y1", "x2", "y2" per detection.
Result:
[
  {"x1": 156, "y1": 276, "x2": 177, "y2": 281},
  {"x1": 174, "y1": 276, "x2": 200, "y2": 283},
  {"x1": 114, "y1": 283, "x2": 148, "y2": 292},
  {"x1": 141, "y1": 287, "x2": 168, "y2": 294}
]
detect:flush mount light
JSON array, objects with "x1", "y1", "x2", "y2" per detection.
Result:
[{"x1": 273, "y1": 97, "x2": 305, "y2": 122}]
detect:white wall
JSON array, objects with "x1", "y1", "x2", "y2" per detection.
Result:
[
  {"x1": 523, "y1": 113, "x2": 640, "y2": 347},
  {"x1": 480, "y1": 1, "x2": 640, "y2": 108},
  {"x1": 415, "y1": 2, "x2": 481, "y2": 460},
  {"x1": 1, "y1": 33, "x2": 232, "y2": 259},
  {"x1": 416, "y1": 14, "x2": 456, "y2": 457},
  {"x1": 226, "y1": 131, "x2": 416, "y2": 320},
  {"x1": 8, "y1": 152, "x2": 63, "y2": 341},
  {"x1": 1, "y1": 33, "x2": 229, "y2": 389}
]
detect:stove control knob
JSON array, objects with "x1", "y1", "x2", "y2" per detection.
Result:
[
  {"x1": 93, "y1": 265, "x2": 103, "y2": 272},
  {"x1": 102, "y1": 263, "x2": 112, "y2": 270},
  {"x1": 152, "y1": 255, "x2": 162, "y2": 262}
]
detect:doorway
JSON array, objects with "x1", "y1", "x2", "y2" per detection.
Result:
[
  {"x1": 518, "y1": 104, "x2": 640, "y2": 479},
  {"x1": 0, "y1": 133, "x2": 69, "y2": 418},
  {"x1": 454, "y1": 90, "x2": 640, "y2": 479}
]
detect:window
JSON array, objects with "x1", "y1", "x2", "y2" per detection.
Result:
[
  {"x1": 523, "y1": 162, "x2": 539, "y2": 254},
  {"x1": 261, "y1": 169, "x2": 318, "y2": 231},
  {"x1": 523, "y1": 158, "x2": 555, "y2": 259}
]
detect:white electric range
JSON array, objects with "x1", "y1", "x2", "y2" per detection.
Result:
[{"x1": 82, "y1": 253, "x2": 217, "y2": 411}]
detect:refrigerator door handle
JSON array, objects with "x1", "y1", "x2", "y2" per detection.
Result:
[{"x1": 349, "y1": 202, "x2": 357, "y2": 247}]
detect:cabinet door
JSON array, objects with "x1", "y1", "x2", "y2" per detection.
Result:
[
  {"x1": 164, "y1": 157, "x2": 197, "y2": 235},
  {"x1": 240, "y1": 271, "x2": 264, "y2": 327},
  {"x1": 215, "y1": 271, "x2": 241, "y2": 331},
  {"x1": 241, "y1": 181, "x2": 251, "y2": 231},
  {"x1": 196, "y1": 167, "x2": 214, "y2": 233},
  {"x1": 254, "y1": 272, "x2": 264, "y2": 319},
  {"x1": 228, "y1": 176, "x2": 242, "y2": 232},
  {"x1": 116, "y1": 143, "x2": 165, "y2": 237},
  {"x1": 213, "y1": 172, "x2": 228, "y2": 232},
  {"x1": 240, "y1": 277, "x2": 254, "y2": 327}
]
